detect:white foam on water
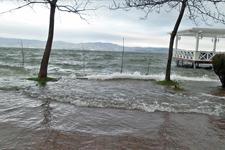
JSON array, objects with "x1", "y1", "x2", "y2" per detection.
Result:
[
  {"x1": 132, "y1": 101, "x2": 176, "y2": 113},
  {"x1": 201, "y1": 93, "x2": 225, "y2": 100},
  {"x1": 85, "y1": 72, "x2": 163, "y2": 81},
  {"x1": 132, "y1": 101, "x2": 224, "y2": 116},
  {"x1": 84, "y1": 72, "x2": 218, "y2": 82},
  {"x1": 63, "y1": 98, "x2": 224, "y2": 117},
  {"x1": 186, "y1": 104, "x2": 225, "y2": 116},
  {"x1": 171, "y1": 74, "x2": 217, "y2": 82}
]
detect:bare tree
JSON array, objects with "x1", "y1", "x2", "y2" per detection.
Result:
[
  {"x1": 2, "y1": 0, "x2": 93, "y2": 80},
  {"x1": 113, "y1": 0, "x2": 225, "y2": 81}
]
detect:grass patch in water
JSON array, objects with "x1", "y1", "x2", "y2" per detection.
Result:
[
  {"x1": 210, "y1": 86, "x2": 225, "y2": 97},
  {"x1": 27, "y1": 77, "x2": 58, "y2": 86},
  {"x1": 157, "y1": 80, "x2": 183, "y2": 91}
]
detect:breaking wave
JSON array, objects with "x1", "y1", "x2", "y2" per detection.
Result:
[{"x1": 84, "y1": 72, "x2": 218, "y2": 82}]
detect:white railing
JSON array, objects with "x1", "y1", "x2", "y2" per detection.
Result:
[
  {"x1": 197, "y1": 52, "x2": 214, "y2": 61},
  {"x1": 174, "y1": 50, "x2": 194, "y2": 60},
  {"x1": 173, "y1": 49, "x2": 216, "y2": 62}
]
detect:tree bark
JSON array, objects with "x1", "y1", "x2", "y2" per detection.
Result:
[
  {"x1": 219, "y1": 75, "x2": 225, "y2": 88},
  {"x1": 38, "y1": 2, "x2": 57, "y2": 79},
  {"x1": 165, "y1": 0, "x2": 187, "y2": 81}
]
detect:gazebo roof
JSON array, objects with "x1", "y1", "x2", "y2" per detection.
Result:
[{"x1": 177, "y1": 27, "x2": 225, "y2": 37}]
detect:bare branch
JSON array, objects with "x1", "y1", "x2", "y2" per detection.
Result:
[
  {"x1": 0, "y1": 1, "x2": 48, "y2": 14},
  {"x1": 112, "y1": 0, "x2": 225, "y2": 25}
]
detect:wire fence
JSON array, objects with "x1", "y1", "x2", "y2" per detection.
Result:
[{"x1": 0, "y1": 47, "x2": 167, "y2": 76}]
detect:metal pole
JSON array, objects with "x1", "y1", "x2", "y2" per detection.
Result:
[
  {"x1": 82, "y1": 45, "x2": 86, "y2": 76},
  {"x1": 146, "y1": 57, "x2": 151, "y2": 75},
  {"x1": 20, "y1": 40, "x2": 25, "y2": 67},
  {"x1": 120, "y1": 37, "x2": 125, "y2": 73}
]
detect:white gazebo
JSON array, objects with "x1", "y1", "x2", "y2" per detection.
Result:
[{"x1": 173, "y1": 27, "x2": 225, "y2": 69}]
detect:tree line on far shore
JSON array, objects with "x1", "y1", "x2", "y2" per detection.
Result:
[{"x1": 2, "y1": 0, "x2": 225, "y2": 87}]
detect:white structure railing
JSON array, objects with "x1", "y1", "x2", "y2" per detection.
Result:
[
  {"x1": 174, "y1": 49, "x2": 215, "y2": 62},
  {"x1": 198, "y1": 51, "x2": 214, "y2": 61},
  {"x1": 172, "y1": 28, "x2": 225, "y2": 68}
]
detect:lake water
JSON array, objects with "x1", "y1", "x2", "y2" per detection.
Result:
[{"x1": 0, "y1": 47, "x2": 225, "y2": 149}]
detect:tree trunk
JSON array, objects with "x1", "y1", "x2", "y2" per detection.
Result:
[
  {"x1": 38, "y1": 2, "x2": 56, "y2": 79},
  {"x1": 165, "y1": 0, "x2": 187, "y2": 81},
  {"x1": 219, "y1": 75, "x2": 225, "y2": 88}
]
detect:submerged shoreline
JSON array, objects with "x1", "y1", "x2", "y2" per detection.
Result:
[
  {"x1": 0, "y1": 82, "x2": 225, "y2": 149},
  {"x1": 0, "y1": 79, "x2": 225, "y2": 149},
  {"x1": 1, "y1": 104, "x2": 225, "y2": 150}
]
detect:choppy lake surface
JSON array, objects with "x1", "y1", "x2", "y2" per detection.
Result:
[{"x1": 0, "y1": 47, "x2": 225, "y2": 149}]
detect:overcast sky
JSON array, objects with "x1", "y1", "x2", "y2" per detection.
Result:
[{"x1": 0, "y1": 0, "x2": 224, "y2": 48}]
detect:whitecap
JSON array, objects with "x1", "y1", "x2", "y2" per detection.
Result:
[{"x1": 83, "y1": 72, "x2": 218, "y2": 82}]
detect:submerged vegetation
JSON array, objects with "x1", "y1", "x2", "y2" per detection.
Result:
[
  {"x1": 212, "y1": 54, "x2": 225, "y2": 88},
  {"x1": 27, "y1": 77, "x2": 58, "y2": 86},
  {"x1": 157, "y1": 80, "x2": 183, "y2": 91}
]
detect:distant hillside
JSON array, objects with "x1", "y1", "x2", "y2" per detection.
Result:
[{"x1": 0, "y1": 37, "x2": 167, "y2": 53}]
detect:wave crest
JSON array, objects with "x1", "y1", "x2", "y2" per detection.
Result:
[{"x1": 84, "y1": 72, "x2": 217, "y2": 82}]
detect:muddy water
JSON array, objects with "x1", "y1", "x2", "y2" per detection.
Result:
[
  {"x1": 0, "y1": 93, "x2": 225, "y2": 150},
  {"x1": 0, "y1": 48, "x2": 225, "y2": 149},
  {"x1": 0, "y1": 79, "x2": 225, "y2": 149}
]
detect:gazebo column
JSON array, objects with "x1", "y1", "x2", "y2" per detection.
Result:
[
  {"x1": 175, "y1": 35, "x2": 179, "y2": 50},
  {"x1": 195, "y1": 33, "x2": 200, "y2": 53},
  {"x1": 175, "y1": 35, "x2": 180, "y2": 66},
  {"x1": 193, "y1": 33, "x2": 200, "y2": 69}
]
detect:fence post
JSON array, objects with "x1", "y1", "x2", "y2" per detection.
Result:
[
  {"x1": 120, "y1": 37, "x2": 125, "y2": 73},
  {"x1": 146, "y1": 57, "x2": 151, "y2": 75},
  {"x1": 20, "y1": 40, "x2": 25, "y2": 67}
]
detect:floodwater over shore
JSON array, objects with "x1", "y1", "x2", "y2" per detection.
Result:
[{"x1": 0, "y1": 48, "x2": 225, "y2": 149}]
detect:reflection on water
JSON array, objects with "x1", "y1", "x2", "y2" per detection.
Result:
[
  {"x1": 41, "y1": 99, "x2": 54, "y2": 150},
  {"x1": 39, "y1": 85, "x2": 54, "y2": 149},
  {"x1": 41, "y1": 99, "x2": 52, "y2": 128}
]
